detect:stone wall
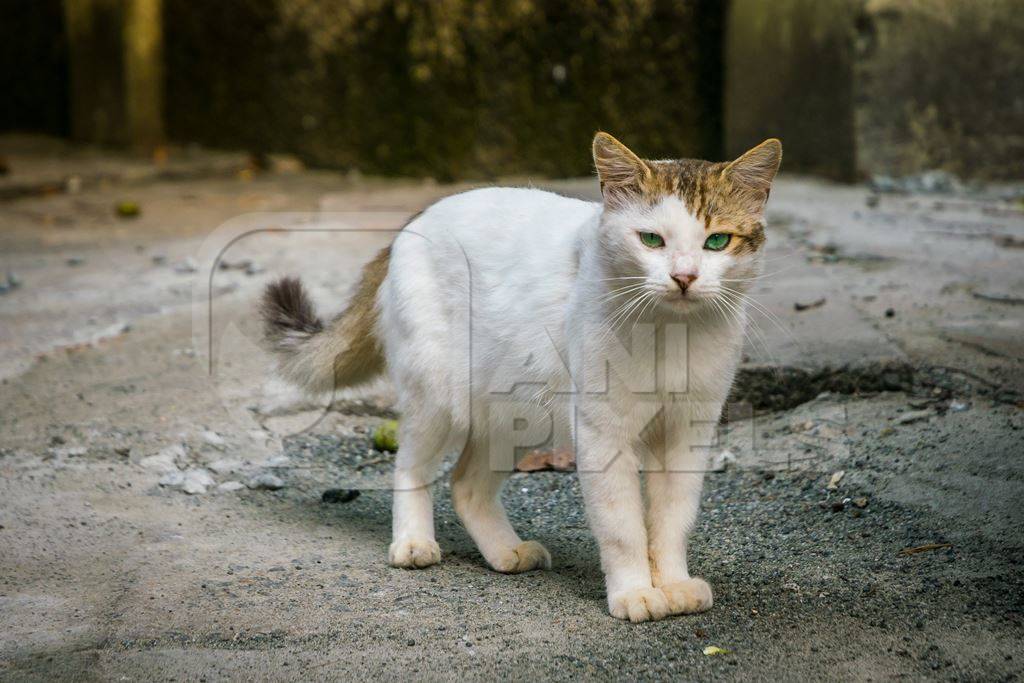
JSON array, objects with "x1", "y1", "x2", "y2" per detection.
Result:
[
  {"x1": 163, "y1": 0, "x2": 724, "y2": 179},
  {"x1": 855, "y1": 0, "x2": 1024, "y2": 180},
  {"x1": 725, "y1": 0, "x2": 1024, "y2": 181},
  {"x1": 725, "y1": 0, "x2": 859, "y2": 180}
]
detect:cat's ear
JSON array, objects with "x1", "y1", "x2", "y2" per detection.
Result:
[
  {"x1": 722, "y1": 139, "x2": 782, "y2": 215},
  {"x1": 593, "y1": 132, "x2": 652, "y2": 208}
]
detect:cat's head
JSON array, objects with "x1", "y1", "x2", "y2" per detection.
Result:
[{"x1": 592, "y1": 132, "x2": 781, "y2": 314}]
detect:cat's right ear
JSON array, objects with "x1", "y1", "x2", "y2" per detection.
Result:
[{"x1": 593, "y1": 132, "x2": 651, "y2": 208}]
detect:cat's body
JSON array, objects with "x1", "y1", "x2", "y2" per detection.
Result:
[{"x1": 262, "y1": 133, "x2": 781, "y2": 622}]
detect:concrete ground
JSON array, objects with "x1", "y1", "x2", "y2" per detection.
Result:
[{"x1": 1, "y1": 139, "x2": 1022, "y2": 681}]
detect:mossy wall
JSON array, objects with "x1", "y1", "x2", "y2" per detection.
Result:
[
  {"x1": 163, "y1": 0, "x2": 724, "y2": 179},
  {"x1": 724, "y1": 0, "x2": 860, "y2": 181},
  {"x1": 855, "y1": 0, "x2": 1024, "y2": 180},
  {"x1": 726, "y1": 0, "x2": 1024, "y2": 181}
]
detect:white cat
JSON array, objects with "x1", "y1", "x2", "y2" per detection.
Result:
[{"x1": 261, "y1": 132, "x2": 781, "y2": 622}]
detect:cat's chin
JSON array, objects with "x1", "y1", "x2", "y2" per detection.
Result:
[{"x1": 661, "y1": 294, "x2": 706, "y2": 313}]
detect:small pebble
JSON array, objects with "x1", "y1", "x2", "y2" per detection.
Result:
[
  {"x1": 248, "y1": 473, "x2": 285, "y2": 490},
  {"x1": 173, "y1": 257, "x2": 198, "y2": 274},
  {"x1": 322, "y1": 489, "x2": 360, "y2": 504}
]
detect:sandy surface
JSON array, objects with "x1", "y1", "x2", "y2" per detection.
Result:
[{"x1": 1, "y1": 142, "x2": 1022, "y2": 681}]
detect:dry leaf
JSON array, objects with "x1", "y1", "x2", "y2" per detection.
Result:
[{"x1": 516, "y1": 448, "x2": 576, "y2": 473}]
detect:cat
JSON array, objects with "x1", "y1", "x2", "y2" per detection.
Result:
[{"x1": 261, "y1": 132, "x2": 781, "y2": 622}]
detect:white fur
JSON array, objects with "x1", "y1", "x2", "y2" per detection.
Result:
[{"x1": 376, "y1": 186, "x2": 762, "y2": 621}]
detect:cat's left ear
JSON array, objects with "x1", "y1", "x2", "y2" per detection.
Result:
[
  {"x1": 593, "y1": 132, "x2": 652, "y2": 208},
  {"x1": 722, "y1": 139, "x2": 782, "y2": 215}
]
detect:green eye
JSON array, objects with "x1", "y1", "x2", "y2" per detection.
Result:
[
  {"x1": 704, "y1": 233, "x2": 731, "y2": 251},
  {"x1": 638, "y1": 232, "x2": 665, "y2": 248}
]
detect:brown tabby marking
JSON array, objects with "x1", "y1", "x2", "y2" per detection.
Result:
[{"x1": 593, "y1": 133, "x2": 781, "y2": 256}]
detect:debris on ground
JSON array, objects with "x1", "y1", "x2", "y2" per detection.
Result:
[
  {"x1": 115, "y1": 201, "x2": 141, "y2": 218},
  {"x1": 173, "y1": 257, "x2": 198, "y2": 274},
  {"x1": 710, "y1": 449, "x2": 737, "y2": 472},
  {"x1": 207, "y1": 458, "x2": 243, "y2": 474},
  {"x1": 900, "y1": 543, "x2": 953, "y2": 556},
  {"x1": 972, "y1": 291, "x2": 1024, "y2": 305},
  {"x1": 201, "y1": 430, "x2": 226, "y2": 448},
  {"x1": 703, "y1": 646, "x2": 730, "y2": 656},
  {"x1": 182, "y1": 468, "x2": 215, "y2": 495},
  {"x1": 516, "y1": 447, "x2": 576, "y2": 473},
  {"x1": 794, "y1": 297, "x2": 826, "y2": 312},
  {"x1": 139, "y1": 444, "x2": 185, "y2": 473},
  {"x1": 896, "y1": 409, "x2": 933, "y2": 425},
  {"x1": 248, "y1": 473, "x2": 285, "y2": 490},
  {"x1": 0, "y1": 273, "x2": 18, "y2": 295},
  {"x1": 322, "y1": 489, "x2": 361, "y2": 504},
  {"x1": 827, "y1": 470, "x2": 845, "y2": 490},
  {"x1": 372, "y1": 420, "x2": 399, "y2": 452},
  {"x1": 948, "y1": 400, "x2": 969, "y2": 412}
]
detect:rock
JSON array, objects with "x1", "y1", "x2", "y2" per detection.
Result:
[
  {"x1": 896, "y1": 409, "x2": 933, "y2": 425},
  {"x1": 884, "y1": 308, "x2": 895, "y2": 318},
  {"x1": 201, "y1": 430, "x2": 226, "y2": 447},
  {"x1": 831, "y1": 500, "x2": 846, "y2": 513},
  {"x1": 217, "y1": 481, "x2": 246, "y2": 493},
  {"x1": 182, "y1": 468, "x2": 215, "y2": 495},
  {"x1": 948, "y1": 400, "x2": 969, "y2": 412},
  {"x1": 207, "y1": 458, "x2": 243, "y2": 474},
  {"x1": 173, "y1": 257, "x2": 198, "y2": 274},
  {"x1": 6, "y1": 272, "x2": 21, "y2": 289},
  {"x1": 151, "y1": 254, "x2": 167, "y2": 265},
  {"x1": 66, "y1": 256, "x2": 85, "y2": 267},
  {"x1": 159, "y1": 471, "x2": 185, "y2": 487},
  {"x1": 321, "y1": 489, "x2": 360, "y2": 504},
  {"x1": 264, "y1": 455, "x2": 291, "y2": 468},
  {"x1": 244, "y1": 261, "x2": 265, "y2": 276},
  {"x1": 827, "y1": 470, "x2": 845, "y2": 490},
  {"x1": 140, "y1": 445, "x2": 185, "y2": 473},
  {"x1": 853, "y1": 497, "x2": 869, "y2": 509},
  {"x1": 711, "y1": 449, "x2": 736, "y2": 472},
  {"x1": 248, "y1": 473, "x2": 285, "y2": 490}
]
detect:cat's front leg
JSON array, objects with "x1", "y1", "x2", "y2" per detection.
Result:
[
  {"x1": 577, "y1": 426, "x2": 670, "y2": 623},
  {"x1": 643, "y1": 406, "x2": 716, "y2": 614}
]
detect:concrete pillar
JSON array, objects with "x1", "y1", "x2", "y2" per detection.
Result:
[
  {"x1": 64, "y1": 0, "x2": 164, "y2": 149},
  {"x1": 724, "y1": 0, "x2": 859, "y2": 181}
]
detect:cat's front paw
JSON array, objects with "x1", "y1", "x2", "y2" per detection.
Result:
[
  {"x1": 661, "y1": 577, "x2": 713, "y2": 614},
  {"x1": 608, "y1": 587, "x2": 671, "y2": 623},
  {"x1": 389, "y1": 537, "x2": 441, "y2": 569},
  {"x1": 492, "y1": 540, "x2": 551, "y2": 573}
]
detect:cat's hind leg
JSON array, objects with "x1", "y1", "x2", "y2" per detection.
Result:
[
  {"x1": 451, "y1": 435, "x2": 551, "y2": 573},
  {"x1": 388, "y1": 404, "x2": 453, "y2": 569}
]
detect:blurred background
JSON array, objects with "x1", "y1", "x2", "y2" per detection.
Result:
[{"x1": 3, "y1": 0, "x2": 1022, "y2": 182}]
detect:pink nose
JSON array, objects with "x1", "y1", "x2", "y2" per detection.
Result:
[{"x1": 671, "y1": 271, "x2": 698, "y2": 293}]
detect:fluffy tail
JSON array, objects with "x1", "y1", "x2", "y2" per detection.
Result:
[{"x1": 261, "y1": 246, "x2": 390, "y2": 395}]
